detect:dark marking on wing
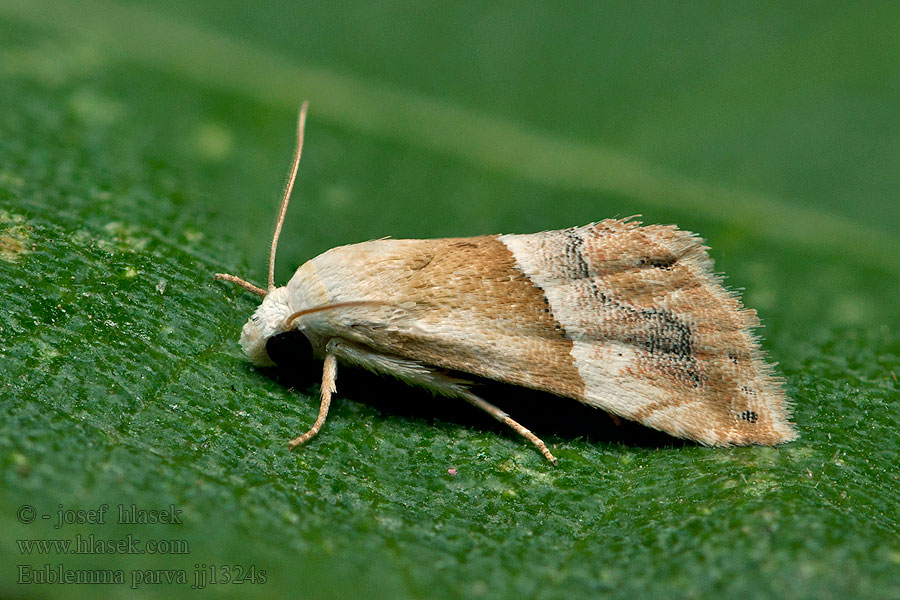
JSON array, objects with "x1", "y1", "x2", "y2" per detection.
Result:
[
  {"x1": 564, "y1": 228, "x2": 591, "y2": 279},
  {"x1": 739, "y1": 410, "x2": 759, "y2": 423},
  {"x1": 639, "y1": 255, "x2": 677, "y2": 270},
  {"x1": 563, "y1": 228, "x2": 701, "y2": 385}
]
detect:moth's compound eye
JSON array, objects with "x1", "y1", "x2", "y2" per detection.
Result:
[{"x1": 264, "y1": 329, "x2": 313, "y2": 366}]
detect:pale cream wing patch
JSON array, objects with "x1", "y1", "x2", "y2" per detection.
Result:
[
  {"x1": 499, "y1": 219, "x2": 796, "y2": 446},
  {"x1": 302, "y1": 236, "x2": 585, "y2": 399}
]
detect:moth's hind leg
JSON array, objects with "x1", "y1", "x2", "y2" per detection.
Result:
[
  {"x1": 456, "y1": 389, "x2": 558, "y2": 465},
  {"x1": 327, "y1": 338, "x2": 558, "y2": 465},
  {"x1": 288, "y1": 352, "x2": 337, "y2": 450}
]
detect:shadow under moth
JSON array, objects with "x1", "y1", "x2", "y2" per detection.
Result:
[{"x1": 215, "y1": 103, "x2": 796, "y2": 464}]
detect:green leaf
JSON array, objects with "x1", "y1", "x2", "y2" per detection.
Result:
[{"x1": 1, "y1": 2, "x2": 898, "y2": 598}]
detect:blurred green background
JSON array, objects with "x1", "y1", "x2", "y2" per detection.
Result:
[{"x1": 1, "y1": 1, "x2": 898, "y2": 598}]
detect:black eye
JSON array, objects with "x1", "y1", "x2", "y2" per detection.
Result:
[{"x1": 265, "y1": 330, "x2": 313, "y2": 366}]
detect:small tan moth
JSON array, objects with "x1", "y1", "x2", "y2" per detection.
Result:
[{"x1": 215, "y1": 103, "x2": 796, "y2": 464}]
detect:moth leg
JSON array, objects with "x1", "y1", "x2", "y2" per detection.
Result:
[
  {"x1": 457, "y1": 390, "x2": 558, "y2": 465},
  {"x1": 326, "y1": 339, "x2": 558, "y2": 465},
  {"x1": 288, "y1": 352, "x2": 337, "y2": 450}
]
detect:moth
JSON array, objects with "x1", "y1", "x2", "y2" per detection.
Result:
[{"x1": 215, "y1": 103, "x2": 797, "y2": 464}]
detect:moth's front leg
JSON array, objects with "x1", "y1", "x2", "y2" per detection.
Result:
[
  {"x1": 325, "y1": 338, "x2": 558, "y2": 464},
  {"x1": 287, "y1": 351, "x2": 337, "y2": 450}
]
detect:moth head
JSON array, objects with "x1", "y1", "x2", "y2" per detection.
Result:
[
  {"x1": 213, "y1": 102, "x2": 313, "y2": 368},
  {"x1": 237, "y1": 286, "x2": 311, "y2": 367}
]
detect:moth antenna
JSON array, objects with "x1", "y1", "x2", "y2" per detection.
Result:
[
  {"x1": 213, "y1": 273, "x2": 267, "y2": 297},
  {"x1": 268, "y1": 100, "x2": 310, "y2": 292},
  {"x1": 284, "y1": 301, "x2": 393, "y2": 329}
]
